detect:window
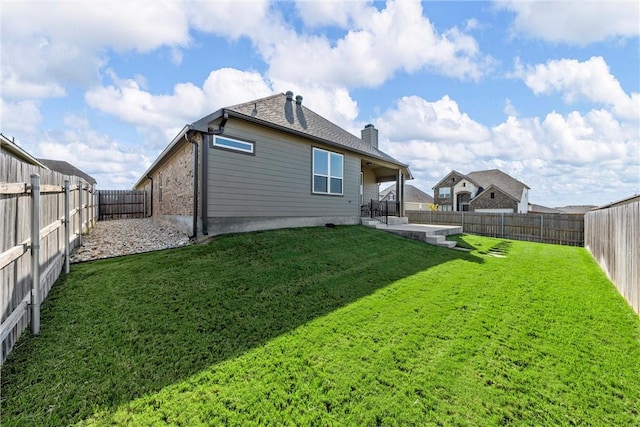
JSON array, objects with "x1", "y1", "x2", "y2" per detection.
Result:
[
  {"x1": 438, "y1": 187, "x2": 451, "y2": 198},
  {"x1": 490, "y1": 192, "x2": 495, "y2": 199},
  {"x1": 212, "y1": 135, "x2": 255, "y2": 154},
  {"x1": 439, "y1": 205, "x2": 452, "y2": 211},
  {"x1": 159, "y1": 172, "x2": 163, "y2": 202},
  {"x1": 313, "y1": 147, "x2": 343, "y2": 195}
]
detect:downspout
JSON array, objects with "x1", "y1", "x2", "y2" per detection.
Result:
[
  {"x1": 192, "y1": 112, "x2": 228, "y2": 237},
  {"x1": 185, "y1": 132, "x2": 199, "y2": 239},
  {"x1": 146, "y1": 174, "x2": 153, "y2": 217},
  {"x1": 187, "y1": 111, "x2": 228, "y2": 238}
]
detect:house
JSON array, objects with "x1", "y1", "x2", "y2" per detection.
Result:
[
  {"x1": 1, "y1": 133, "x2": 49, "y2": 169},
  {"x1": 380, "y1": 184, "x2": 434, "y2": 211},
  {"x1": 433, "y1": 169, "x2": 529, "y2": 213},
  {"x1": 38, "y1": 159, "x2": 97, "y2": 186},
  {"x1": 134, "y1": 92, "x2": 412, "y2": 237}
]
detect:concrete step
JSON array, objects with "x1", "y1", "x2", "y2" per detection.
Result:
[{"x1": 378, "y1": 227, "x2": 457, "y2": 249}]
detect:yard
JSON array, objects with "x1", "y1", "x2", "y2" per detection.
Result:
[{"x1": 1, "y1": 226, "x2": 638, "y2": 426}]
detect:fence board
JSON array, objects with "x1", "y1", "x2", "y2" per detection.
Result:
[
  {"x1": 1, "y1": 152, "x2": 97, "y2": 363},
  {"x1": 585, "y1": 201, "x2": 639, "y2": 315},
  {"x1": 98, "y1": 189, "x2": 146, "y2": 220},
  {"x1": 407, "y1": 211, "x2": 584, "y2": 246}
]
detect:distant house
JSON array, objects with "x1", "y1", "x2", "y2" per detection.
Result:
[
  {"x1": 134, "y1": 92, "x2": 412, "y2": 237},
  {"x1": 380, "y1": 183, "x2": 434, "y2": 211},
  {"x1": 38, "y1": 159, "x2": 97, "y2": 186},
  {"x1": 1, "y1": 133, "x2": 48, "y2": 169},
  {"x1": 433, "y1": 169, "x2": 529, "y2": 213}
]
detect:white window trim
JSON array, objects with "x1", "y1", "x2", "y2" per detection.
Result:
[
  {"x1": 212, "y1": 135, "x2": 255, "y2": 154},
  {"x1": 439, "y1": 187, "x2": 451, "y2": 198},
  {"x1": 312, "y1": 147, "x2": 344, "y2": 196}
]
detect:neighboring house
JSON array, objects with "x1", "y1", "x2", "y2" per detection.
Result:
[
  {"x1": 38, "y1": 159, "x2": 97, "y2": 186},
  {"x1": 433, "y1": 169, "x2": 529, "y2": 213},
  {"x1": 1, "y1": 133, "x2": 49, "y2": 169},
  {"x1": 380, "y1": 183, "x2": 434, "y2": 211},
  {"x1": 134, "y1": 92, "x2": 412, "y2": 237}
]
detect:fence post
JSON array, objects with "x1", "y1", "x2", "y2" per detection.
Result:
[
  {"x1": 501, "y1": 213, "x2": 505, "y2": 238},
  {"x1": 30, "y1": 174, "x2": 41, "y2": 335},
  {"x1": 64, "y1": 180, "x2": 70, "y2": 274},
  {"x1": 78, "y1": 181, "x2": 83, "y2": 246},
  {"x1": 540, "y1": 214, "x2": 544, "y2": 243},
  {"x1": 461, "y1": 211, "x2": 464, "y2": 231}
]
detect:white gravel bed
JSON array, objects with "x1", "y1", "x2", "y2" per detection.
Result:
[{"x1": 70, "y1": 218, "x2": 191, "y2": 263}]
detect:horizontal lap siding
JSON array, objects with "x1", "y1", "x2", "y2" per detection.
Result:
[{"x1": 208, "y1": 122, "x2": 360, "y2": 217}]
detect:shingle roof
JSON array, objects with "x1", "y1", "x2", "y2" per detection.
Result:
[
  {"x1": 200, "y1": 93, "x2": 406, "y2": 166},
  {"x1": 466, "y1": 169, "x2": 528, "y2": 201},
  {"x1": 380, "y1": 184, "x2": 434, "y2": 203},
  {"x1": 38, "y1": 159, "x2": 97, "y2": 184}
]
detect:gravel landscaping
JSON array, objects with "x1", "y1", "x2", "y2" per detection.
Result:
[{"x1": 70, "y1": 218, "x2": 191, "y2": 263}]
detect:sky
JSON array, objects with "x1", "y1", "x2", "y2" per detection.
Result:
[{"x1": 1, "y1": 0, "x2": 638, "y2": 208}]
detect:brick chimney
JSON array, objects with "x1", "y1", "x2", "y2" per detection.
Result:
[{"x1": 361, "y1": 124, "x2": 378, "y2": 149}]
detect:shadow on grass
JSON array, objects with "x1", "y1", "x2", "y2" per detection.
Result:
[{"x1": 1, "y1": 225, "x2": 482, "y2": 425}]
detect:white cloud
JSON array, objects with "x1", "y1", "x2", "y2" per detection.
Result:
[
  {"x1": 264, "y1": 0, "x2": 494, "y2": 87},
  {"x1": 84, "y1": 68, "x2": 274, "y2": 149},
  {"x1": 374, "y1": 94, "x2": 639, "y2": 206},
  {"x1": 517, "y1": 56, "x2": 639, "y2": 120},
  {"x1": 1, "y1": 1, "x2": 192, "y2": 98},
  {"x1": 0, "y1": 98, "x2": 43, "y2": 135},
  {"x1": 376, "y1": 95, "x2": 491, "y2": 143},
  {"x1": 295, "y1": 0, "x2": 372, "y2": 28},
  {"x1": 497, "y1": 0, "x2": 640, "y2": 45},
  {"x1": 37, "y1": 119, "x2": 151, "y2": 189}
]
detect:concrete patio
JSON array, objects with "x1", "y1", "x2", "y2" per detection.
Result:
[{"x1": 361, "y1": 218, "x2": 462, "y2": 248}]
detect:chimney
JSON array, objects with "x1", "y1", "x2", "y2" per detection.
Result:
[
  {"x1": 361, "y1": 124, "x2": 378, "y2": 149},
  {"x1": 285, "y1": 91, "x2": 293, "y2": 101},
  {"x1": 295, "y1": 95, "x2": 303, "y2": 105}
]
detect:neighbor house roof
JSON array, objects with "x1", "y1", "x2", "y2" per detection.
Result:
[
  {"x1": 38, "y1": 159, "x2": 97, "y2": 185},
  {"x1": 529, "y1": 203, "x2": 563, "y2": 214},
  {"x1": 466, "y1": 169, "x2": 529, "y2": 202},
  {"x1": 1, "y1": 133, "x2": 48, "y2": 169},
  {"x1": 555, "y1": 205, "x2": 597, "y2": 214},
  {"x1": 381, "y1": 184, "x2": 434, "y2": 204},
  {"x1": 192, "y1": 93, "x2": 408, "y2": 168}
]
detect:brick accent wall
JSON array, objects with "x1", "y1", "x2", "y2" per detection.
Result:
[
  {"x1": 433, "y1": 172, "x2": 465, "y2": 208},
  {"x1": 470, "y1": 188, "x2": 517, "y2": 212},
  {"x1": 147, "y1": 133, "x2": 203, "y2": 219}
]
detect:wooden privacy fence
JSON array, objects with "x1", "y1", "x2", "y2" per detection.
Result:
[
  {"x1": 584, "y1": 201, "x2": 639, "y2": 315},
  {"x1": 407, "y1": 211, "x2": 584, "y2": 246},
  {"x1": 98, "y1": 189, "x2": 146, "y2": 220},
  {"x1": 1, "y1": 153, "x2": 96, "y2": 364}
]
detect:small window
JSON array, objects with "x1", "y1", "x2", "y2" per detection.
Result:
[
  {"x1": 490, "y1": 192, "x2": 495, "y2": 199},
  {"x1": 212, "y1": 136, "x2": 255, "y2": 154},
  {"x1": 159, "y1": 172, "x2": 163, "y2": 202},
  {"x1": 438, "y1": 187, "x2": 451, "y2": 198},
  {"x1": 313, "y1": 147, "x2": 343, "y2": 195}
]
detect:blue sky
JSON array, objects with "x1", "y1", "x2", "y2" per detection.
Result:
[{"x1": 1, "y1": 0, "x2": 638, "y2": 208}]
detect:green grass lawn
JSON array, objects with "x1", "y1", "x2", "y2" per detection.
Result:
[{"x1": 1, "y1": 226, "x2": 639, "y2": 426}]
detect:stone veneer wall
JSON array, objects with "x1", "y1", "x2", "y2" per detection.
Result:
[{"x1": 470, "y1": 189, "x2": 517, "y2": 212}]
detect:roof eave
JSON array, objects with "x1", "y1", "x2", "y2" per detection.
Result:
[{"x1": 133, "y1": 125, "x2": 191, "y2": 189}]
